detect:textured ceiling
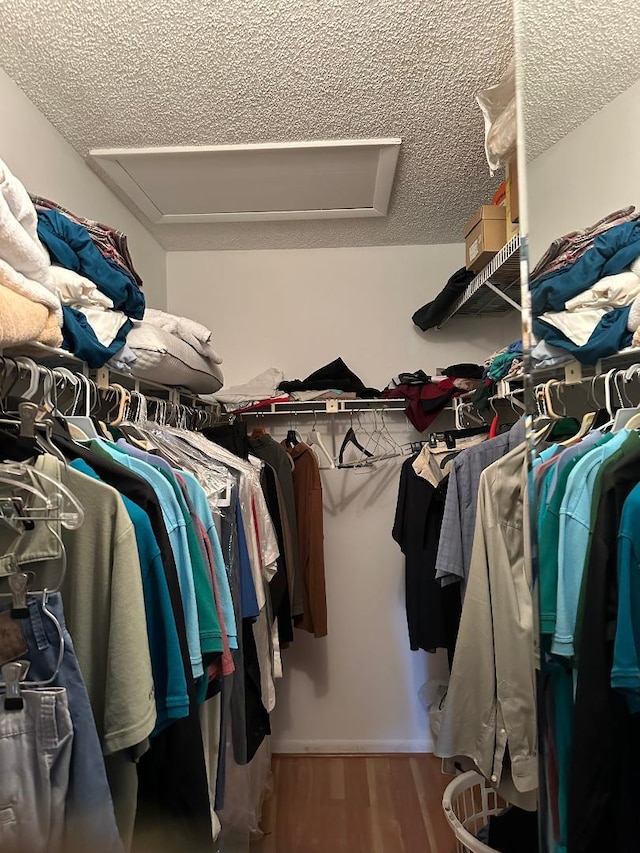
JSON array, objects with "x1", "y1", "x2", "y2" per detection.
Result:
[
  {"x1": 515, "y1": 0, "x2": 640, "y2": 161},
  {"x1": 0, "y1": 0, "x2": 512, "y2": 251}
]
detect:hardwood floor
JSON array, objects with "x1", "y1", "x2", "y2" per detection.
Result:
[{"x1": 253, "y1": 754, "x2": 456, "y2": 853}]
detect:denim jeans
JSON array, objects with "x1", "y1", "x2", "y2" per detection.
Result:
[
  {"x1": 0, "y1": 687, "x2": 73, "y2": 853},
  {"x1": 0, "y1": 595, "x2": 123, "y2": 852}
]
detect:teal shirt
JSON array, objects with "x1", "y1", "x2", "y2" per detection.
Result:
[
  {"x1": 553, "y1": 431, "x2": 626, "y2": 658},
  {"x1": 84, "y1": 439, "x2": 204, "y2": 679},
  {"x1": 613, "y1": 483, "x2": 640, "y2": 714},
  {"x1": 70, "y1": 459, "x2": 189, "y2": 733},
  {"x1": 538, "y1": 435, "x2": 612, "y2": 638}
]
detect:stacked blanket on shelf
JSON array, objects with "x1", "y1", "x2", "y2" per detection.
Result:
[
  {"x1": 531, "y1": 211, "x2": 640, "y2": 365},
  {"x1": 0, "y1": 158, "x2": 63, "y2": 348}
]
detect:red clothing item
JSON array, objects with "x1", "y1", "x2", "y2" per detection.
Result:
[
  {"x1": 382, "y1": 378, "x2": 463, "y2": 432},
  {"x1": 232, "y1": 396, "x2": 290, "y2": 414}
]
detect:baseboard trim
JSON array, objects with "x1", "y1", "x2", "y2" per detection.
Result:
[{"x1": 271, "y1": 739, "x2": 434, "y2": 755}]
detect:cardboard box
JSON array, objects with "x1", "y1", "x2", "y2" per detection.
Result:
[{"x1": 464, "y1": 205, "x2": 507, "y2": 273}]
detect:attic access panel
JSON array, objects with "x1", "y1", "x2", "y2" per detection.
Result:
[{"x1": 89, "y1": 139, "x2": 401, "y2": 224}]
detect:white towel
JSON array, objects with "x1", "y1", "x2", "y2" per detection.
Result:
[{"x1": 0, "y1": 159, "x2": 61, "y2": 321}]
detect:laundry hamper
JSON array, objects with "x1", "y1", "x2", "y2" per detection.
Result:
[{"x1": 442, "y1": 770, "x2": 506, "y2": 853}]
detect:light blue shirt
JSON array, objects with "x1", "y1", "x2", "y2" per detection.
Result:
[
  {"x1": 546, "y1": 429, "x2": 604, "y2": 502},
  {"x1": 553, "y1": 430, "x2": 629, "y2": 657},
  {"x1": 180, "y1": 469, "x2": 238, "y2": 650},
  {"x1": 85, "y1": 439, "x2": 204, "y2": 679}
]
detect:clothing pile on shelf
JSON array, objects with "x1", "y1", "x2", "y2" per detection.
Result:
[
  {"x1": 532, "y1": 422, "x2": 640, "y2": 853},
  {"x1": 463, "y1": 340, "x2": 524, "y2": 414},
  {"x1": 210, "y1": 359, "x2": 379, "y2": 413},
  {"x1": 426, "y1": 418, "x2": 538, "y2": 812},
  {"x1": 382, "y1": 363, "x2": 484, "y2": 432},
  {"x1": 531, "y1": 206, "x2": 640, "y2": 366},
  {"x1": 0, "y1": 387, "x2": 326, "y2": 853},
  {"x1": 0, "y1": 159, "x2": 64, "y2": 349},
  {"x1": 32, "y1": 196, "x2": 145, "y2": 369}
]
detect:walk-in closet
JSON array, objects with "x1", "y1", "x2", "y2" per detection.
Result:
[{"x1": 0, "y1": 1, "x2": 639, "y2": 851}]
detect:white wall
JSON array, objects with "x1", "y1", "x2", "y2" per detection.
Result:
[
  {"x1": 527, "y1": 78, "x2": 640, "y2": 268},
  {"x1": 0, "y1": 68, "x2": 167, "y2": 309},
  {"x1": 168, "y1": 244, "x2": 521, "y2": 752}
]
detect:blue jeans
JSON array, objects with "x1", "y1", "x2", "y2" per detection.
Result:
[
  {"x1": 1, "y1": 595, "x2": 123, "y2": 852},
  {"x1": 0, "y1": 687, "x2": 73, "y2": 853}
]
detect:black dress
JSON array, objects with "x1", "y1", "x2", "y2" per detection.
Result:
[{"x1": 392, "y1": 455, "x2": 461, "y2": 665}]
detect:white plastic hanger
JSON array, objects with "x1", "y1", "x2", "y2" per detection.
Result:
[{"x1": 306, "y1": 414, "x2": 335, "y2": 470}]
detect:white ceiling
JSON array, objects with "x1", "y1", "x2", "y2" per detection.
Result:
[
  {"x1": 516, "y1": 0, "x2": 640, "y2": 161},
  {"x1": 0, "y1": 0, "x2": 513, "y2": 251}
]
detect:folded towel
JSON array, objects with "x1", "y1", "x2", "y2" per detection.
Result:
[
  {"x1": 50, "y1": 265, "x2": 114, "y2": 309},
  {"x1": 0, "y1": 280, "x2": 62, "y2": 348},
  {"x1": 0, "y1": 159, "x2": 61, "y2": 320}
]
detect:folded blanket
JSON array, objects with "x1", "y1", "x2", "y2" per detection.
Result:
[
  {"x1": 50, "y1": 265, "x2": 114, "y2": 309},
  {"x1": 0, "y1": 257, "x2": 62, "y2": 322},
  {"x1": 214, "y1": 368, "x2": 284, "y2": 405},
  {"x1": 0, "y1": 280, "x2": 62, "y2": 348},
  {"x1": 144, "y1": 308, "x2": 223, "y2": 363},
  {"x1": 0, "y1": 159, "x2": 61, "y2": 320}
]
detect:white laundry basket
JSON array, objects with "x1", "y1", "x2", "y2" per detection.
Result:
[{"x1": 442, "y1": 770, "x2": 506, "y2": 853}]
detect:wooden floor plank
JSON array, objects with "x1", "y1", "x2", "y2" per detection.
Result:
[{"x1": 253, "y1": 754, "x2": 455, "y2": 853}]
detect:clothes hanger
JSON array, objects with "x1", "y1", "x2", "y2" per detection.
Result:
[
  {"x1": 306, "y1": 412, "x2": 335, "y2": 470},
  {"x1": 611, "y1": 365, "x2": 640, "y2": 431},
  {"x1": 336, "y1": 410, "x2": 375, "y2": 468}
]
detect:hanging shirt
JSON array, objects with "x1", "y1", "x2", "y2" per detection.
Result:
[
  {"x1": 249, "y1": 434, "x2": 302, "y2": 616},
  {"x1": 553, "y1": 429, "x2": 629, "y2": 658},
  {"x1": 436, "y1": 442, "x2": 537, "y2": 810},
  {"x1": 612, "y1": 482, "x2": 640, "y2": 714},
  {"x1": 568, "y1": 435, "x2": 640, "y2": 853},
  {"x1": 70, "y1": 458, "x2": 189, "y2": 733},
  {"x1": 180, "y1": 469, "x2": 238, "y2": 650},
  {"x1": 537, "y1": 434, "x2": 612, "y2": 639},
  {"x1": 35, "y1": 455, "x2": 156, "y2": 755},
  {"x1": 393, "y1": 456, "x2": 461, "y2": 657},
  {"x1": 283, "y1": 442, "x2": 327, "y2": 638},
  {"x1": 84, "y1": 438, "x2": 204, "y2": 680},
  {"x1": 435, "y1": 418, "x2": 526, "y2": 590}
]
